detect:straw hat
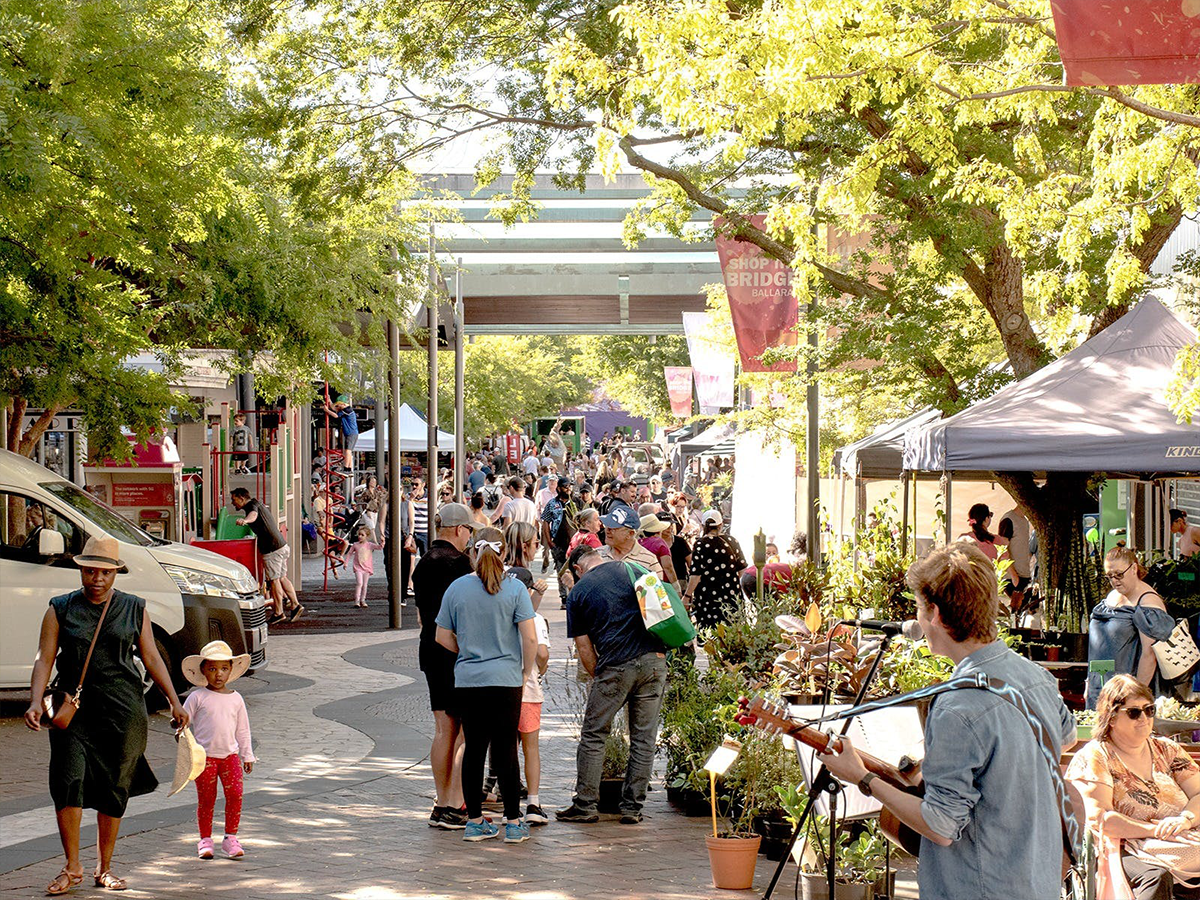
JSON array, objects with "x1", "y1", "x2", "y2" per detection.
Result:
[
  {"x1": 181, "y1": 640, "x2": 251, "y2": 688},
  {"x1": 74, "y1": 535, "x2": 125, "y2": 570},
  {"x1": 168, "y1": 726, "x2": 207, "y2": 796},
  {"x1": 638, "y1": 514, "x2": 669, "y2": 534}
]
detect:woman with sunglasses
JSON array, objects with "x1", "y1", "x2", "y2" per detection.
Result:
[
  {"x1": 1087, "y1": 546, "x2": 1175, "y2": 709},
  {"x1": 1068, "y1": 675, "x2": 1200, "y2": 899}
]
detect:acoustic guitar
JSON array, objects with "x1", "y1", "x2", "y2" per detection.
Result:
[
  {"x1": 736, "y1": 696, "x2": 1079, "y2": 880},
  {"x1": 735, "y1": 696, "x2": 924, "y2": 855}
]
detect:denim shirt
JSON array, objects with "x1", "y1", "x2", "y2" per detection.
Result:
[{"x1": 918, "y1": 640, "x2": 1076, "y2": 900}]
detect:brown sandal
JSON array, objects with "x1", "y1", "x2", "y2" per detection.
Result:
[
  {"x1": 45, "y1": 868, "x2": 83, "y2": 895},
  {"x1": 94, "y1": 871, "x2": 127, "y2": 891}
]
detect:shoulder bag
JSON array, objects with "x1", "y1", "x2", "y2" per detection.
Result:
[{"x1": 42, "y1": 592, "x2": 115, "y2": 729}]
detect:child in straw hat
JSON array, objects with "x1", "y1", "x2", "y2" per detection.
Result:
[{"x1": 181, "y1": 641, "x2": 255, "y2": 859}]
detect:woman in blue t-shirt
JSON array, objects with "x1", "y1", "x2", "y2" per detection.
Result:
[{"x1": 436, "y1": 526, "x2": 537, "y2": 843}]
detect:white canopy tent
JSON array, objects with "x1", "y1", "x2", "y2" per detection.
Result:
[{"x1": 355, "y1": 403, "x2": 456, "y2": 453}]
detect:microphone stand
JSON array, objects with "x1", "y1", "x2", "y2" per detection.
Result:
[{"x1": 761, "y1": 629, "x2": 896, "y2": 900}]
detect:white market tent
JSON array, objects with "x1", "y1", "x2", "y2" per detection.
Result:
[
  {"x1": 679, "y1": 421, "x2": 737, "y2": 456},
  {"x1": 903, "y1": 298, "x2": 1200, "y2": 476},
  {"x1": 355, "y1": 403, "x2": 456, "y2": 453}
]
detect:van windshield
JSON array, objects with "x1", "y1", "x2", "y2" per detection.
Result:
[{"x1": 40, "y1": 482, "x2": 157, "y2": 547}]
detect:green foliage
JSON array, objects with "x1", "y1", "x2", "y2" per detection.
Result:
[
  {"x1": 660, "y1": 654, "x2": 742, "y2": 794},
  {"x1": 824, "y1": 501, "x2": 916, "y2": 622},
  {"x1": 575, "y1": 335, "x2": 691, "y2": 421},
  {"x1": 602, "y1": 709, "x2": 630, "y2": 780},
  {"x1": 722, "y1": 728, "x2": 806, "y2": 833}
]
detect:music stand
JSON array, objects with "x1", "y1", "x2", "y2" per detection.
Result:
[{"x1": 759, "y1": 630, "x2": 901, "y2": 900}]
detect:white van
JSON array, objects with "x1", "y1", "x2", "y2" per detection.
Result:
[{"x1": 0, "y1": 448, "x2": 268, "y2": 694}]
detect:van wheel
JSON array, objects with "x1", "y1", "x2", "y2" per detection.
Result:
[{"x1": 142, "y1": 634, "x2": 176, "y2": 712}]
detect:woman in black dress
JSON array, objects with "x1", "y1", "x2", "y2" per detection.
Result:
[
  {"x1": 683, "y1": 509, "x2": 747, "y2": 629},
  {"x1": 25, "y1": 536, "x2": 189, "y2": 895}
]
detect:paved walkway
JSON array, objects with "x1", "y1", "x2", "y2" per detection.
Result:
[{"x1": 0, "y1": 558, "x2": 918, "y2": 899}]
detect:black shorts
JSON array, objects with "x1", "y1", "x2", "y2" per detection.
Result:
[{"x1": 421, "y1": 645, "x2": 459, "y2": 715}]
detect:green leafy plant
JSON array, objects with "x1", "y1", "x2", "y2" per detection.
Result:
[{"x1": 602, "y1": 709, "x2": 630, "y2": 780}]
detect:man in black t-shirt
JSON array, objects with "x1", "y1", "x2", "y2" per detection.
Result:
[
  {"x1": 231, "y1": 487, "x2": 302, "y2": 623},
  {"x1": 557, "y1": 560, "x2": 667, "y2": 825},
  {"x1": 412, "y1": 502, "x2": 477, "y2": 830}
]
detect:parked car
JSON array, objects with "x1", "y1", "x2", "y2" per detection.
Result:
[
  {"x1": 0, "y1": 449, "x2": 268, "y2": 700},
  {"x1": 621, "y1": 442, "x2": 667, "y2": 485}
]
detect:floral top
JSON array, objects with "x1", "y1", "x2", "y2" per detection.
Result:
[{"x1": 1067, "y1": 737, "x2": 1199, "y2": 822}]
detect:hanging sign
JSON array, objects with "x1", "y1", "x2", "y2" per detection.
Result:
[
  {"x1": 682, "y1": 312, "x2": 736, "y2": 413},
  {"x1": 714, "y1": 215, "x2": 798, "y2": 373},
  {"x1": 1050, "y1": 1, "x2": 1200, "y2": 86},
  {"x1": 664, "y1": 367, "x2": 694, "y2": 417}
]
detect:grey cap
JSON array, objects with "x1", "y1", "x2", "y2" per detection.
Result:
[{"x1": 435, "y1": 502, "x2": 480, "y2": 530}]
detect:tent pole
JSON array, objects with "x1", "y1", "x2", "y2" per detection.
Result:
[
  {"x1": 901, "y1": 470, "x2": 910, "y2": 556},
  {"x1": 944, "y1": 470, "x2": 953, "y2": 545}
]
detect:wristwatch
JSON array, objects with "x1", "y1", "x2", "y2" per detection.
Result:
[{"x1": 857, "y1": 773, "x2": 879, "y2": 797}]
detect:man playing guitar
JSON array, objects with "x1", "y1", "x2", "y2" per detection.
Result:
[{"x1": 818, "y1": 542, "x2": 1077, "y2": 900}]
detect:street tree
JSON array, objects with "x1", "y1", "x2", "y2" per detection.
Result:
[{"x1": 295, "y1": 0, "x2": 1200, "y2": 606}]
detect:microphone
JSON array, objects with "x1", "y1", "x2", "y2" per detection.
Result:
[{"x1": 840, "y1": 618, "x2": 923, "y2": 640}]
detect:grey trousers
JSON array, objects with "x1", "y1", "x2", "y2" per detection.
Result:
[{"x1": 572, "y1": 652, "x2": 668, "y2": 815}]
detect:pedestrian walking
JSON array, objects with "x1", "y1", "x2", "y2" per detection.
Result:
[
  {"x1": 540, "y1": 479, "x2": 576, "y2": 607},
  {"x1": 231, "y1": 488, "x2": 303, "y2": 624},
  {"x1": 181, "y1": 641, "x2": 255, "y2": 861},
  {"x1": 346, "y1": 524, "x2": 383, "y2": 608},
  {"x1": 557, "y1": 558, "x2": 668, "y2": 825},
  {"x1": 683, "y1": 509, "x2": 747, "y2": 629},
  {"x1": 411, "y1": 479, "x2": 430, "y2": 554},
  {"x1": 25, "y1": 536, "x2": 190, "y2": 895},
  {"x1": 435, "y1": 527, "x2": 537, "y2": 843},
  {"x1": 413, "y1": 503, "x2": 478, "y2": 829},
  {"x1": 502, "y1": 522, "x2": 551, "y2": 825}
]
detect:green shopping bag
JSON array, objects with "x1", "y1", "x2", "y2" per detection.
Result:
[{"x1": 624, "y1": 562, "x2": 696, "y2": 648}]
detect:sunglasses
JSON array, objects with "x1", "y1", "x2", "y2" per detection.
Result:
[
  {"x1": 1106, "y1": 563, "x2": 1134, "y2": 583},
  {"x1": 1119, "y1": 704, "x2": 1156, "y2": 721}
]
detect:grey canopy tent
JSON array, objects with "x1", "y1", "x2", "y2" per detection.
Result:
[
  {"x1": 835, "y1": 409, "x2": 943, "y2": 479},
  {"x1": 903, "y1": 298, "x2": 1200, "y2": 477}
]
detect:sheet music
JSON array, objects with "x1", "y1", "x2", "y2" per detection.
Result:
[{"x1": 786, "y1": 703, "x2": 925, "y2": 821}]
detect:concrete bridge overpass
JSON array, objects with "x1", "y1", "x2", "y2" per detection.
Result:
[{"x1": 424, "y1": 173, "x2": 720, "y2": 335}]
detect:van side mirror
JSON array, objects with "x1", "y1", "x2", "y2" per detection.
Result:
[{"x1": 39, "y1": 529, "x2": 66, "y2": 557}]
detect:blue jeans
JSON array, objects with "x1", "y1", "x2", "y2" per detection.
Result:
[{"x1": 572, "y1": 652, "x2": 668, "y2": 815}]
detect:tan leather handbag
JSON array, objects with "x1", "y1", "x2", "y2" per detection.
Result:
[{"x1": 42, "y1": 593, "x2": 114, "y2": 729}]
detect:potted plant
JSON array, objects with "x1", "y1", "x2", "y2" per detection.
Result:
[
  {"x1": 598, "y1": 714, "x2": 629, "y2": 814},
  {"x1": 704, "y1": 745, "x2": 762, "y2": 891},
  {"x1": 789, "y1": 814, "x2": 887, "y2": 900}
]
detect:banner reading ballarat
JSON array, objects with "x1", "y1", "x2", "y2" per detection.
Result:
[{"x1": 714, "y1": 215, "x2": 798, "y2": 373}]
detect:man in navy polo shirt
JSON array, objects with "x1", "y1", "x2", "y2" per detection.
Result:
[{"x1": 556, "y1": 559, "x2": 667, "y2": 825}]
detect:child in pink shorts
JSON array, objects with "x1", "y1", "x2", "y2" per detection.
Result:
[{"x1": 519, "y1": 596, "x2": 550, "y2": 824}]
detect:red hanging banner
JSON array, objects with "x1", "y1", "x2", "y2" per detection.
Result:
[
  {"x1": 714, "y1": 215, "x2": 798, "y2": 373},
  {"x1": 663, "y1": 367, "x2": 694, "y2": 417},
  {"x1": 1050, "y1": 1, "x2": 1200, "y2": 85}
]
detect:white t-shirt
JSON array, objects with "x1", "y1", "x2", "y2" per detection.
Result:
[
  {"x1": 506, "y1": 497, "x2": 538, "y2": 525},
  {"x1": 182, "y1": 687, "x2": 255, "y2": 761},
  {"x1": 522, "y1": 613, "x2": 550, "y2": 703},
  {"x1": 522, "y1": 456, "x2": 540, "y2": 476}
]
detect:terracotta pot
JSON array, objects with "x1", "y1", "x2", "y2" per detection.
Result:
[{"x1": 706, "y1": 834, "x2": 761, "y2": 890}]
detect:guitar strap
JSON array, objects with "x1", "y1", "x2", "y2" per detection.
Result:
[{"x1": 804, "y1": 673, "x2": 1080, "y2": 867}]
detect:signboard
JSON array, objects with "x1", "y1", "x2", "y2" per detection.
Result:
[
  {"x1": 112, "y1": 482, "x2": 175, "y2": 507},
  {"x1": 664, "y1": 367, "x2": 694, "y2": 417},
  {"x1": 505, "y1": 433, "x2": 523, "y2": 465},
  {"x1": 715, "y1": 215, "x2": 798, "y2": 373}
]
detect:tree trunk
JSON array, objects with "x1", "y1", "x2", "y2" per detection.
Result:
[{"x1": 995, "y1": 471, "x2": 1097, "y2": 631}]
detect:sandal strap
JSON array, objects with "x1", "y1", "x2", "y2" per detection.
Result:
[{"x1": 94, "y1": 871, "x2": 127, "y2": 890}]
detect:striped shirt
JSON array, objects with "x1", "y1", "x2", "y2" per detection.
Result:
[{"x1": 412, "y1": 498, "x2": 430, "y2": 537}]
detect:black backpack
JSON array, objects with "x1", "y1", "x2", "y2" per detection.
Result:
[{"x1": 483, "y1": 485, "x2": 501, "y2": 510}]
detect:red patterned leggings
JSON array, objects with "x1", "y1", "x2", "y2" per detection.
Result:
[{"x1": 195, "y1": 754, "x2": 243, "y2": 838}]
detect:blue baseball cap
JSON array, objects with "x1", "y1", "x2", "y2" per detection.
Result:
[{"x1": 601, "y1": 505, "x2": 639, "y2": 530}]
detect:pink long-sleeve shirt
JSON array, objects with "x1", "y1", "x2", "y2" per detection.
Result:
[{"x1": 183, "y1": 687, "x2": 255, "y2": 761}]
